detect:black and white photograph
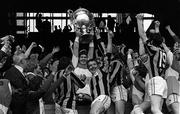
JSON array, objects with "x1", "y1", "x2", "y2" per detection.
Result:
[{"x1": 0, "y1": 0, "x2": 179, "y2": 114}]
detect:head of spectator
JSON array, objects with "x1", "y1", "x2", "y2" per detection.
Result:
[
  {"x1": 49, "y1": 57, "x2": 59, "y2": 72},
  {"x1": 25, "y1": 59, "x2": 44, "y2": 90},
  {"x1": 58, "y1": 56, "x2": 71, "y2": 70},
  {"x1": 99, "y1": 20, "x2": 106, "y2": 30},
  {"x1": 24, "y1": 59, "x2": 38, "y2": 78},
  {"x1": 42, "y1": 67, "x2": 50, "y2": 78},
  {"x1": 132, "y1": 50, "x2": 139, "y2": 60},
  {"x1": 29, "y1": 53, "x2": 39, "y2": 64},
  {"x1": 13, "y1": 53, "x2": 27, "y2": 69}
]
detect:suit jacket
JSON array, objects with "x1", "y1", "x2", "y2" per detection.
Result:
[
  {"x1": 4, "y1": 66, "x2": 28, "y2": 114},
  {"x1": 26, "y1": 72, "x2": 58, "y2": 114}
]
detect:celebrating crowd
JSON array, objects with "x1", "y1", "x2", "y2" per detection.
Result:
[{"x1": 0, "y1": 13, "x2": 179, "y2": 114}]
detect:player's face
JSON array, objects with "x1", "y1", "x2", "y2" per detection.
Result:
[
  {"x1": 87, "y1": 60, "x2": 98, "y2": 74},
  {"x1": 79, "y1": 54, "x2": 88, "y2": 65}
]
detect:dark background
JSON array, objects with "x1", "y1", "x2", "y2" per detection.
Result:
[
  {"x1": 1, "y1": 0, "x2": 179, "y2": 35},
  {"x1": 0, "y1": 0, "x2": 179, "y2": 57}
]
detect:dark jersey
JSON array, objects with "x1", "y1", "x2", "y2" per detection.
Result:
[
  {"x1": 109, "y1": 59, "x2": 123, "y2": 88},
  {"x1": 57, "y1": 70, "x2": 85, "y2": 109},
  {"x1": 143, "y1": 42, "x2": 167, "y2": 79},
  {"x1": 90, "y1": 68, "x2": 110, "y2": 100}
]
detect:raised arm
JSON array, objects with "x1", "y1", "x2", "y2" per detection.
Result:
[
  {"x1": 165, "y1": 25, "x2": 180, "y2": 43},
  {"x1": 0, "y1": 40, "x2": 11, "y2": 59},
  {"x1": 102, "y1": 29, "x2": 114, "y2": 72},
  {"x1": 106, "y1": 29, "x2": 114, "y2": 54},
  {"x1": 154, "y1": 21, "x2": 160, "y2": 33},
  {"x1": 127, "y1": 49, "x2": 135, "y2": 82},
  {"x1": 139, "y1": 38, "x2": 145, "y2": 55},
  {"x1": 88, "y1": 31, "x2": 94, "y2": 59},
  {"x1": 95, "y1": 28, "x2": 106, "y2": 57},
  {"x1": 162, "y1": 42, "x2": 173, "y2": 66},
  {"x1": 136, "y1": 13, "x2": 148, "y2": 43},
  {"x1": 24, "y1": 42, "x2": 37, "y2": 58},
  {"x1": 39, "y1": 46, "x2": 60, "y2": 69},
  {"x1": 72, "y1": 29, "x2": 81, "y2": 67}
]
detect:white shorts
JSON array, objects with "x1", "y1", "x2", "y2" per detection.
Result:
[
  {"x1": 111, "y1": 85, "x2": 128, "y2": 102},
  {"x1": 60, "y1": 107, "x2": 78, "y2": 114},
  {"x1": 166, "y1": 94, "x2": 180, "y2": 106},
  {"x1": 147, "y1": 76, "x2": 168, "y2": 98},
  {"x1": 0, "y1": 104, "x2": 8, "y2": 114},
  {"x1": 91, "y1": 95, "x2": 111, "y2": 111},
  {"x1": 166, "y1": 76, "x2": 180, "y2": 96}
]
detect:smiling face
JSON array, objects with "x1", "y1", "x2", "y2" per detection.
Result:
[
  {"x1": 87, "y1": 60, "x2": 98, "y2": 74},
  {"x1": 79, "y1": 54, "x2": 88, "y2": 65}
]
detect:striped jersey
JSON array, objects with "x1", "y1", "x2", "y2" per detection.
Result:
[
  {"x1": 143, "y1": 42, "x2": 167, "y2": 79},
  {"x1": 89, "y1": 69, "x2": 110, "y2": 100},
  {"x1": 57, "y1": 70, "x2": 84, "y2": 109},
  {"x1": 109, "y1": 59, "x2": 123, "y2": 88}
]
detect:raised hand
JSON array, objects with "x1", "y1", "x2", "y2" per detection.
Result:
[
  {"x1": 75, "y1": 27, "x2": 82, "y2": 38},
  {"x1": 52, "y1": 46, "x2": 60, "y2": 54},
  {"x1": 30, "y1": 42, "x2": 37, "y2": 48},
  {"x1": 136, "y1": 13, "x2": 144, "y2": 20},
  {"x1": 154, "y1": 20, "x2": 160, "y2": 28},
  {"x1": 128, "y1": 48, "x2": 134, "y2": 55},
  {"x1": 1, "y1": 35, "x2": 15, "y2": 44},
  {"x1": 165, "y1": 25, "x2": 171, "y2": 31},
  {"x1": 107, "y1": 29, "x2": 114, "y2": 39}
]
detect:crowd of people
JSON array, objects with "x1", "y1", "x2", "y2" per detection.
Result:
[{"x1": 0, "y1": 13, "x2": 179, "y2": 114}]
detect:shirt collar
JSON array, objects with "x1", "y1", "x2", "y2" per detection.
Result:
[
  {"x1": 26, "y1": 72, "x2": 36, "y2": 76},
  {"x1": 93, "y1": 70, "x2": 100, "y2": 77},
  {"x1": 14, "y1": 65, "x2": 24, "y2": 75}
]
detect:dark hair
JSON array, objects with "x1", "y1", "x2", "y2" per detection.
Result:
[
  {"x1": 87, "y1": 58, "x2": 98, "y2": 68},
  {"x1": 58, "y1": 56, "x2": 71, "y2": 70},
  {"x1": 149, "y1": 33, "x2": 163, "y2": 47},
  {"x1": 79, "y1": 49, "x2": 88, "y2": 56},
  {"x1": 134, "y1": 64, "x2": 148, "y2": 78}
]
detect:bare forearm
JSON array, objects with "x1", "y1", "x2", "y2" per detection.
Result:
[
  {"x1": 137, "y1": 20, "x2": 147, "y2": 43},
  {"x1": 88, "y1": 41, "x2": 94, "y2": 59},
  {"x1": 73, "y1": 37, "x2": 79, "y2": 57},
  {"x1": 24, "y1": 46, "x2": 33, "y2": 58}
]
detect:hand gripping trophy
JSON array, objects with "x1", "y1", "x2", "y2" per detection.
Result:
[{"x1": 67, "y1": 7, "x2": 95, "y2": 44}]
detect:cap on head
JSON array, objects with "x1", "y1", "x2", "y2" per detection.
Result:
[{"x1": 79, "y1": 49, "x2": 88, "y2": 56}]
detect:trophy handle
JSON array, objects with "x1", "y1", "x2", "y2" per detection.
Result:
[{"x1": 67, "y1": 9, "x2": 74, "y2": 23}]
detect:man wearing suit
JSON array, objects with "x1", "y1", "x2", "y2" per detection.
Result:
[{"x1": 3, "y1": 53, "x2": 28, "y2": 114}]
